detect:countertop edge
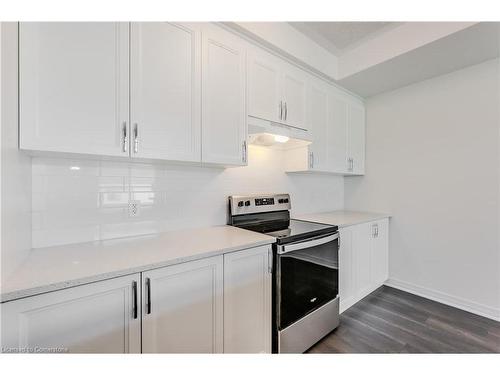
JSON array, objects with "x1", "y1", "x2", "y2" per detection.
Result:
[
  {"x1": 0, "y1": 237, "x2": 275, "y2": 304},
  {"x1": 337, "y1": 214, "x2": 391, "y2": 228},
  {"x1": 293, "y1": 211, "x2": 391, "y2": 228}
]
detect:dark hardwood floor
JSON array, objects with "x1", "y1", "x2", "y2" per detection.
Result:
[{"x1": 307, "y1": 286, "x2": 500, "y2": 353}]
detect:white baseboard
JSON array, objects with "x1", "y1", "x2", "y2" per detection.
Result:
[{"x1": 385, "y1": 278, "x2": 500, "y2": 322}]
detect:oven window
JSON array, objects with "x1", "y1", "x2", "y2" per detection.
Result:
[{"x1": 278, "y1": 238, "x2": 338, "y2": 330}]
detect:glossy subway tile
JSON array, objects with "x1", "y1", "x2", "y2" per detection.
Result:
[{"x1": 30, "y1": 151, "x2": 345, "y2": 248}]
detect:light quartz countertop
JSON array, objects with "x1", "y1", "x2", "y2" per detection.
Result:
[
  {"x1": 294, "y1": 210, "x2": 391, "y2": 228},
  {"x1": 0, "y1": 226, "x2": 275, "y2": 303}
]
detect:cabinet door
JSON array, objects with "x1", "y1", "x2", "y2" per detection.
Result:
[
  {"x1": 282, "y1": 65, "x2": 307, "y2": 130},
  {"x1": 247, "y1": 48, "x2": 282, "y2": 123},
  {"x1": 141, "y1": 256, "x2": 223, "y2": 353},
  {"x1": 201, "y1": 25, "x2": 247, "y2": 166},
  {"x1": 130, "y1": 22, "x2": 201, "y2": 162},
  {"x1": 19, "y1": 22, "x2": 129, "y2": 157},
  {"x1": 339, "y1": 227, "x2": 355, "y2": 313},
  {"x1": 1, "y1": 274, "x2": 141, "y2": 353},
  {"x1": 370, "y1": 219, "x2": 389, "y2": 288},
  {"x1": 352, "y1": 222, "x2": 372, "y2": 299},
  {"x1": 223, "y1": 245, "x2": 272, "y2": 353},
  {"x1": 308, "y1": 79, "x2": 330, "y2": 172},
  {"x1": 330, "y1": 94, "x2": 349, "y2": 173},
  {"x1": 348, "y1": 102, "x2": 366, "y2": 174}
]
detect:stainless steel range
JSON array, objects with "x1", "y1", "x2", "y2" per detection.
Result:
[{"x1": 228, "y1": 193, "x2": 340, "y2": 353}]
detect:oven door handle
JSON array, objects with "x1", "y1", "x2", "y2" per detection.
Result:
[{"x1": 277, "y1": 232, "x2": 339, "y2": 254}]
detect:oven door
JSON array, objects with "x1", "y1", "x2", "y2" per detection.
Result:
[{"x1": 276, "y1": 232, "x2": 339, "y2": 331}]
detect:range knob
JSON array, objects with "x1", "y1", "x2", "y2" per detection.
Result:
[
  {"x1": 237, "y1": 201, "x2": 244, "y2": 207},
  {"x1": 245, "y1": 200, "x2": 251, "y2": 206}
]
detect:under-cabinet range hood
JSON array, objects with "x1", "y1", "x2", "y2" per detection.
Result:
[{"x1": 248, "y1": 116, "x2": 312, "y2": 150}]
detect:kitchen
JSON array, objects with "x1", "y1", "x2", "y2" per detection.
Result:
[{"x1": 1, "y1": 1, "x2": 500, "y2": 373}]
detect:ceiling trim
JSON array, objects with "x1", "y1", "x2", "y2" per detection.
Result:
[{"x1": 338, "y1": 22, "x2": 478, "y2": 78}]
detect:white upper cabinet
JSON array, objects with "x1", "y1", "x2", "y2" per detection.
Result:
[
  {"x1": 329, "y1": 94, "x2": 349, "y2": 173},
  {"x1": 347, "y1": 102, "x2": 366, "y2": 174},
  {"x1": 247, "y1": 47, "x2": 307, "y2": 130},
  {"x1": 328, "y1": 94, "x2": 365, "y2": 175},
  {"x1": 201, "y1": 24, "x2": 247, "y2": 166},
  {"x1": 308, "y1": 79, "x2": 331, "y2": 172},
  {"x1": 247, "y1": 48, "x2": 282, "y2": 123},
  {"x1": 130, "y1": 22, "x2": 201, "y2": 162},
  {"x1": 1, "y1": 274, "x2": 141, "y2": 353},
  {"x1": 281, "y1": 66, "x2": 307, "y2": 130},
  {"x1": 141, "y1": 255, "x2": 224, "y2": 353},
  {"x1": 19, "y1": 22, "x2": 129, "y2": 157},
  {"x1": 286, "y1": 84, "x2": 365, "y2": 176},
  {"x1": 223, "y1": 245, "x2": 272, "y2": 353},
  {"x1": 18, "y1": 22, "x2": 363, "y2": 170}
]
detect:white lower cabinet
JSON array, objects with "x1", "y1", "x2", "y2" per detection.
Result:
[
  {"x1": 339, "y1": 218, "x2": 389, "y2": 313},
  {"x1": 1, "y1": 274, "x2": 141, "y2": 353},
  {"x1": 223, "y1": 245, "x2": 272, "y2": 353},
  {"x1": 370, "y1": 219, "x2": 389, "y2": 287},
  {"x1": 1, "y1": 245, "x2": 273, "y2": 353},
  {"x1": 141, "y1": 255, "x2": 224, "y2": 353},
  {"x1": 339, "y1": 225, "x2": 356, "y2": 312}
]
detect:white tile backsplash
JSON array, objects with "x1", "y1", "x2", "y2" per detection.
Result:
[{"x1": 31, "y1": 145, "x2": 344, "y2": 248}]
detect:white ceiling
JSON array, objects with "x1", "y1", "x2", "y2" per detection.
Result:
[
  {"x1": 338, "y1": 22, "x2": 500, "y2": 97},
  {"x1": 230, "y1": 22, "x2": 499, "y2": 98},
  {"x1": 289, "y1": 22, "x2": 399, "y2": 55}
]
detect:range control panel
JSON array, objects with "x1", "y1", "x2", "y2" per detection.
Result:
[
  {"x1": 229, "y1": 194, "x2": 291, "y2": 215},
  {"x1": 255, "y1": 197, "x2": 274, "y2": 206}
]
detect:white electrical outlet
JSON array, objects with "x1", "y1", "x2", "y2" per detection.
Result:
[{"x1": 128, "y1": 200, "x2": 141, "y2": 218}]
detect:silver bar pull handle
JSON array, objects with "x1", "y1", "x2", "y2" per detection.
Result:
[
  {"x1": 132, "y1": 281, "x2": 138, "y2": 319},
  {"x1": 133, "y1": 123, "x2": 139, "y2": 154},
  {"x1": 242, "y1": 140, "x2": 247, "y2": 163},
  {"x1": 284, "y1": 101, "x2": 288, "y2": 121},
  {"x1": 145, "y1": 277, "x2": 151, "y2": 314},
  {"x1": 122, "y1": 122, "x2": 128, "y2": 153},
  {"x1": 279, "y1": 101, "x2": 283, "y2": 120},
  {"x1": 278, "y1": 233, "x2": 339, "y2": 254},
  {"x1": 309, "y1": 151, "x2": 313, "y2": 169}
]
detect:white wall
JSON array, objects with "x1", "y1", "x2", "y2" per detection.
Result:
[
  {"x1": 1, "y1": 23, "x2": 32, "y2": 280},
  {"x1": 345, "y1": 59, "x2": 500, "y2": 320},
  {"x1": 32, "y1": 146, "x2": 344, "y2": 248}
]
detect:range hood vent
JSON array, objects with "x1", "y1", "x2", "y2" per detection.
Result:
[{"x1": 248, "y1": 116, "x2": 312, "y2": 150}]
